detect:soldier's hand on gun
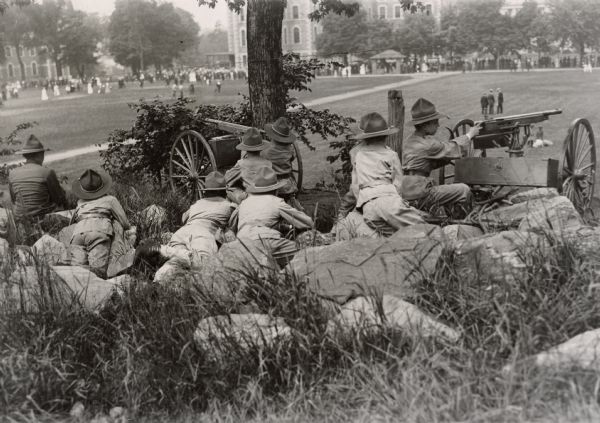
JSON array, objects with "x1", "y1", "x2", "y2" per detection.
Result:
[{"x1": 467, "y1": 123, "x2": 482, "y2": 140}]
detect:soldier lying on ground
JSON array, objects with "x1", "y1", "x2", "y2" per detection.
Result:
[
  {"x1": 401, "y1": 98, "x2": 481, "y2": 218},
  {"x1": 69, "y1": 169, "x2": 130, "y2": 278},
  {"x1": 229, "y1": 166, "x2": 313, "y2": 268},
  {"x1": 225, "y1": 127, "x2": 272, "y2": 204},
  {"x1": 135, "y1": 171, "x2": 235, "y2": 282}
]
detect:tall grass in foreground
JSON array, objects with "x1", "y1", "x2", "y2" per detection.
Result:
[{"x1": 2, "y1": 224, "x2": 600, "y2": 421}]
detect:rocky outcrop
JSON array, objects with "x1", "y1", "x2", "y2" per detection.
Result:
[
  {"x1": 32, "y1": 234, "x2": 70, "y2": 265},
  {"x1": 289, "y1": 235, "x2": 443, "y2": 304},
  {"x1": 327, "y1": 295, "x2": 460, "y2": 342}
]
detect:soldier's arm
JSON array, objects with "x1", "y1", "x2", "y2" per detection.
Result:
[
  {"x1": 279, "y1": 201, "x2": 313, "y2": 230},
  {"x1": 46, "y1": 170, "x2": 68, "y2": 208}
]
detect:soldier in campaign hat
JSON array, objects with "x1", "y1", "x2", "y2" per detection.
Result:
[
  {"x1": 401, "y1": 98, "x2": 481, "y2": 217},
  {"x1": 8, "y1": 135, "x2": 69, "y2": 220},
  {"x1": 224, "y1": 127, "x2": 272, "y2": 204}
]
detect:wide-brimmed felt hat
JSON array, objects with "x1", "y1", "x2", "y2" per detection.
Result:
[
  {"x1": 408, "y1": 98, "x2": 449, "y2": 126},
  {"x1": 17, "y1": 135, "x2": 46, "y2": 155},
  {"x1": 265, "y1": 117, "x2": 296, "y2": 144},
  {"x1": 201, "y1": 171, "x2": 227, "y2": 191},
  {"x1": 236, "y1": 127, "x2": 270, "y2": 151},
  {"x1": 246, "y1": 166, "x2": 285, "y2": 193},
  {"x1": 354, "y1": 112, "x2": 399, "y2": 140},
  {"x1": 72, "y1": 169, "x2": 113, "y2": 200}
]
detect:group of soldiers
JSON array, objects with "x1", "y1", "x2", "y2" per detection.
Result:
[
  {"x1": 6, "y1": 99, "x2": 480, "y2": 280},
  {"x1": 480, "y1": 88, "x2": 504, "y2": 116}
]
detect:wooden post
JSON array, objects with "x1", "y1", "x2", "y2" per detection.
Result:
[{"x1": 387, "y1": 89, "x2": 405, "y2": 158}]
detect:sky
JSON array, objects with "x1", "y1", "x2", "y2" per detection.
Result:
[{"x1": 71, "y1": 0, "x2": 229, "y2": 33}]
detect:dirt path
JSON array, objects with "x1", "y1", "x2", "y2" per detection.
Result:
[{"x1": 3, "y1": 72, "x2": 455, "y2": 167}]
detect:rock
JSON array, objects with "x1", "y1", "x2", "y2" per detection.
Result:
[
  {"x1": 390, "y1": 223, "x2": 444, "y2": 241},
  {"x1": 90, "y1": 414, "x2": 110, "y2": 423},
  {"x1": 331, "y1": 210, "x2": 379, "y2": 241},
  {"x1": 58, "y1": 224, "x2": 76, "y2": 245},
  {"x1": 107, "y1": 248, "x2": 135, "y2": 278},
  {"x1": 479, "y1": 195, "x2": 582, "y2": 232},
  {"x1": 289, "y1": 236, "x2": 443, "y2": 304},
  {"x1": 32, "y1": 234, "x2": 69, "y2": 265},
  {"x1": 193, "y1": 314, "x2": 292, "y2": 351},
  {"x1": 109, "y1": 406, "x2": 127, "y2": 423},
  {"x1": 4, "y1": 265, "x2": 118, "y2": 311},
  {"x1": 453, "y1": 230, "x2": 551, "y2": 285},
  {"x1": 554, "y1": 225, "x2": 600, "y2": 259},
  {"x1": 69, "y1": 402, "x2": 85, "y2": 419},
  {"x1": 295, "y1": 230, "x2": 336, "y2": 249},
  {"x1": 441, "y1": 224, "x2": 484, "y2": 242},
  {"x1": 533, "y1": 329, "x2": 600, "y2": 370},
  {"x1": 0, "y1": 207, "x2": 9, "y2": 238},
  {"x1": 327, "y1": 295, "x2": 459, "y2": 342},
  {"x1": 518, "y1": 195, "x2": 583, "y2": 233},
  {"x1": 140, "y1": 205, "x2": 167, "y2": 229},
  {"x1": 14, "y1": 245, "x2": 35, "y2": 266},
  {"x1": 508, "y1": 187, "x2": 559, "y2": 204}
]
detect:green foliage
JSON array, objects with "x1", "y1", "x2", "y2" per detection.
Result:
[
  {"x1": 547, "y1": 0, "x2": 600, "y2": 60},
  {"x1": 109, "y1": 0, "x2": 199, "y2": 72}
]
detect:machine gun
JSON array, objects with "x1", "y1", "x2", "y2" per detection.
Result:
[{"x1": 470, "y1": 109, "x2": 562, "y2": 157}]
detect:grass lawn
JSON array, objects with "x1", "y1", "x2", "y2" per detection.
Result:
[{"x1": 2, "y1": 70, "x2": 599, "y2": 194}]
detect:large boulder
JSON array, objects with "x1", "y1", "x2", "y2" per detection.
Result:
[
  {"x1": 32, "y1": 234, "x2": 69, "y2": 265},
  {"x1": 555, "y1": 225, "x2": 600, "y2": 260},
  {"x1": 508, "y1": 187, "x2": 559, "y2": 204},
  {"x1": 532, "y1": 329, "x2": 600, "y2": 370},
  {"x1": 390, "y1": 223, "x2": 444, "y2": 241},
  {"x1": 288, "y1": 235, "x2": 443, "y2": 304},
  {"x1": 193, "y1": 313, "x2": 292, "y2": 352},
  {"x1": 4, "y1": 265, "x2": 118, "y2": 312},
  {"x1": 479, "y1": 193, "x2": 582, "y2": 233},
  {"x1": 518, "y1": 195, "x2": 583, "y2": 232},
  {"x1": 441, "y1": 224, "x2": 484, "y2": 242},
  {"x1": 327, "y1": 295, "x2": 459, "y2": 342},
  {"x1": 58, "y1": 224, "x2": 76, "y2": 245},
  {"x1": 453, "y1": 230, "x2": 551, "y2": 285}
]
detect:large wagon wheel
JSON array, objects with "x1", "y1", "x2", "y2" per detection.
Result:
[
  {"x1": 438, "y1": 119, "x2": 475, "y2": 185},
  {"x1": 560, "y1": 118, "x2": 596, "y2": 214},
  {"x1": 292, "y1": 141, "x2": 303, "y2": 192},
  {"x1": 169, "y1": 130, "x2": 217, "y2": 202}
]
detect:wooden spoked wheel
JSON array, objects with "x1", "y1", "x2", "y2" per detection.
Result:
[
  {"x1": 292, "y1": 142, "x2": 303, "y2": 191},
  {"x1": 438, "y1": 119, "x2": 475, "y2": 185},
  {"x1": 560, "y1": 118, "x2": 596, "y2": 214},
  {"x1": 169, "y1": 130, "x2": 217, "y2": 202}
]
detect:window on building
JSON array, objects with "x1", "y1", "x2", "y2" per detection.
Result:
[
  {"x1": 425, "y1": 4, "x2": 432, "y2": 15},
  {"x1": 241, "y1": 29, "x2": 246, "y2": 47},
  {"x1": 242, "y1": 55, "x2": 247, "y2": 67},
  {"x1": 314, "y1": 26, "x2": 317, "y2": 37},
  {"x1": 8, "y1": 63, "x2": 13, "y2": 78},
  {"x1": 29, "y1": 47, "x2": 36, "y2": 57},
  {"x1": 240, "y1": 9, "x2": 245, "y2": 21},
  {"x1": 292, "y1": 5, "x2": 299, "y2": 19},
  {"x1": 283, "y1": 27, "x2": 288, "y2": 44},
  {"x1": 31, "y1": 62, "x2": 37, "y2": 76},
  {"x1": 4, "y1": 46, "x2": 11, "y2": 57},
  {"x1": 394, "y1": 5, "x2": 402, "y2": 18},
  {"x1": 378, "y1": 5, "x2": 386, "y2": 19},
  {"x1": 293, "y1": 27, "x2": 300, "y2": 44}
]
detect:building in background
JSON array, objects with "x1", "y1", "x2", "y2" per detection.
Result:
[
  {"x1": 500, "y1": 0, "x2": 550, "y2": 16},
  {"x1": 0, "y1": 45, "x2": 69, "y2": 82}
]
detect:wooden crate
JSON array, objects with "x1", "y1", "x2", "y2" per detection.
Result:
[
  {"x1": 208, "y1": 135, "x2": 241, "y2": 168},
  {"x1": 454, "y1": 157, "x2": 559, "y2": 188}
]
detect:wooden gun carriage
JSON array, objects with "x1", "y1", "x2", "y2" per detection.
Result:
[
  {"x1": 438, "y1": 110, "x2": 596, "y2": 213},
  {"x1": 168, "y1": 118, "x2": 303, "y2": 202}
]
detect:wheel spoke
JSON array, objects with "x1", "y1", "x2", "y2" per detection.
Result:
[
  {"x1": 576, "y1": 145, "x2": 592, "y2": 169},
  {"x1": 172, "y1": 158, "x2": 192, "y2": 174},
  {"x1": 186, "y1": 136, "x2": 198, "y2": 171},
  {"x1": 181, "y1": 137, "x2": 196, "y2": 172},
  {"x1": 175, "y1": 149, "x2": 193, "y2": 170}
]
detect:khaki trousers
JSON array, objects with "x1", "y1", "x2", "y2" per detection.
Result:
[
  {"x1": 70, "y1": 231, "x2": 111, "y2": 277},
  {"x1": 362, "y1": 195, "x2": 425, "y2": 237}
]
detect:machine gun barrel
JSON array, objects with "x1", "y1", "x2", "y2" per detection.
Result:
[
  {"x1": 477, "y1": 109, "x2": 562, "y2": 131},
  {"x1": 204, "y1": 118, "x2": 255, "y2": 134}
]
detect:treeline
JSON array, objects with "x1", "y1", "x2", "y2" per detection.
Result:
[
  {"x1": 0, "y1": 0, "x2": 200, "y2": 80},
  {"x1": 317, "y1": 0, "x2": 600, "y2": 66}
]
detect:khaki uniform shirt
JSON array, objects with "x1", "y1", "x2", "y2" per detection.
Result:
[
  {"x1": 182, "y1": 197, "x2": 236, "y2": 236},
  {"x1": 401, "y1": 132, "x2": 470, "y2": 200},
  {"x1": 225, "y1": 155, "x2": 273, "y2": 189},
  {"x1": 72, "y1": 195, "x2": 130, "y2": 236},
  {"x1": 9, "y1": 163, "x2": 67, "y2": 218},
  {"x1": 261, "y1": 143, "x2": 294, "y2": 176},
  {"x1": 351, "y1": 143, "x2": 403, "y2": 208},
  {"x1": 235, "y1": 194, "x2": 313, "y2": 240}
]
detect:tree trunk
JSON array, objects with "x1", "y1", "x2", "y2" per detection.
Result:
[
  {"x1": 247, "y1": 0, "x2": 286, "y2": 128},
  {"x1": 54, "y1": 55, "x2": 63, "y2": 77},
  {"x1": 15, "y1": 45, "x2": 26, "y2": 80}
]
